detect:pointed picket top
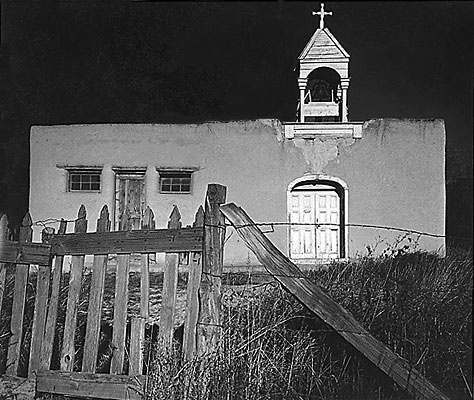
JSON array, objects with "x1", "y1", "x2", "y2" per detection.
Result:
[
  {"x1": 41, "y1": 227, "x2": 56, "y2": 244},
  {"x1": 96, "y1": 205, "x2": 111, "y2": 233},
  {"x1": 193, "y1": 205, "x2": 204, "y2": 228},
  {"x1": 142, "y1": 206, "x2": 156, "y2": 230},
  {"x1": 58, "y1": 218, "x2": 67, "y2": 235},
  {"x1": 0, "y1": 213, "x2": 8, "y2": 241},
  {"x1": 19, "y1": 212, "x2": 33, "y2": 243},
  {"x1": 75, "y1": 205, "x2": 88, "y2": 233},
  {"x1": 168, "y1": 205, "x2": 182, "y2": 229}
]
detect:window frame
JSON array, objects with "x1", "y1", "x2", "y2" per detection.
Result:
[
  {"x1": 58, "y1": 166, "x2": 103, "y2": 193},
  {"x1": 156, "y1": 168, "x2": 197, "y2": 195}
]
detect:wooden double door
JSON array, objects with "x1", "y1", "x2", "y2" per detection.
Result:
[{"x1": 290, "y1": 190, "x2": 341, "y2": 260}]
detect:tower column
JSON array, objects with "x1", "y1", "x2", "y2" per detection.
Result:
[
  {"x1": 340, "y1": 79, "x2": 350, "y2": 122},
  {"x1": 298, "y1": 78, "x2": 307, "y2": 122}
]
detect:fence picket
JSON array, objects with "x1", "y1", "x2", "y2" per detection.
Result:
[
  {"x1": 6, "y1": 212, "x2": 33, "y2": 376},
  {"x1": 158, "y1": 206, "x2": 181, "y2": 350},
  {"x1": 129, "y1": 206, "x2": 155, "y2": 376},
  {"x1": 82, "y1": 206, "x2": 111, "y2": 373},
  {"x1": 28, "y1": 228, "x2": 55, "y2": 376},
  {"x1": 61, "y1": 205, "x2": 88, "y2": 371},
  {"x1": 41, "y1": 219, "x2": 67, "y2": 370},
  {"x1": 183, "y1": 206, "x2": 205, "y2": 360},
  {"x1": 110, "y1": 254, "x2": 130, "y2": 374},
  {"x1": 129, "y1": 317, "x2": 145, "y2": 376}
]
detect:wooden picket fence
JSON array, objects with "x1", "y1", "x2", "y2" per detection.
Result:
[{"x1": 0, "y1": 184, "x2": 227, "y2": 399}]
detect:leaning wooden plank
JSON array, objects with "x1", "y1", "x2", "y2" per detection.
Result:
[
  {"x1": 6, "y1": 212, "x2": 33, "y2": 376},
  {"x1": 110, "y1": 254, "x2": 130, "y2": 374},
  {"x1": 50, "y1": 227, "x2": 203, "y2": 255},
  {"x1": 41, "y1": 219, "x2": 67, "y2": 370},
  {"x1": 61, "y1": 205, "x2": 88, "y2": 371},
  {"x1": 0, "y1": 241, "x2": 51, "y2": 266},
  {"x1": 36, "y1": 370, "x2": 145, "y2": 400},
  {"x1": 82, "y1": 205, "x2": 111, "y2": 373},
  {"x1": 220, "y1": 203, "x2": 450, "y2": 400}
]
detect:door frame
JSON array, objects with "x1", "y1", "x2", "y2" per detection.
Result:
[
  {"x1": 287, "y1": 174, "x2": 348, "y2": 261},
  {"x1": 113, "y1": 167, "x2": 147, "y2": 231}
]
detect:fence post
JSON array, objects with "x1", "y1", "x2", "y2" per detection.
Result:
[
  {"x1": 158, "y1": 205, "x2": 181, "y2": 350},
  {"x1": 6, "y1": 212, "x2": 33, "y2": 375},
  {"x1": 82, "y1": 205, "x2": 111, "y2": 373},
  {"x1": 197, "y1": 184, "x2": 227, "y2": 357},
  {"x1": 61, "y1": 205, "x2": 88, "y2": 371},
  {"x1": 41, "y1": 218, "x2": 67, "y2": 370}
]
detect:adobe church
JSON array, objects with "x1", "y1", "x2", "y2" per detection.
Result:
[{"x1": 29, "y1": 4, "x2": 445, "y2": 267}]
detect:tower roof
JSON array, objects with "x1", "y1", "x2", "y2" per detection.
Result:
[{"x1": 299, "y1": 27, "x2": 350, "y2": 61}]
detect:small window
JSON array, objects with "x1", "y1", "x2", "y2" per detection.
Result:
[
  {"x1": 68, "y1": 170, "x2": 101, "y2": 192},
  {"x1": 159, "y1": 171, "x2": 192, "y2": 194}
]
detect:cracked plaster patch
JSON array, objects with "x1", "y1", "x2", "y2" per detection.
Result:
[{"x1": 293, "y1": 137, "x2": 355, "y2": 173}]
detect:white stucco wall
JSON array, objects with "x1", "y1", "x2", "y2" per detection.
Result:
[{"x1": 29, "y1": 118, "x2": 445, "y2": 266}]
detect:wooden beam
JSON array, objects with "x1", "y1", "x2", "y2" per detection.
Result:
[
  {"x1": 197, "y1": 184, "x2": 227, "y2": 356},
  {"x1": 0, "y1": 241, "x2": 51, "y2": 266},
  {"x1": 50, "y1": 227, "x2": 203, "y2": 255},
  {"x1": 220, "y1": 203, "x2": 450, "y2": 400},
  {"x1": 36, "y1": 370, "x2": 144, "y2": 400}
]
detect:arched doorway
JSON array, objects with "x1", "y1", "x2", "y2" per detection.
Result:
[{"x1": 288, "y1": 175, "x2": 348, "y2": 260}]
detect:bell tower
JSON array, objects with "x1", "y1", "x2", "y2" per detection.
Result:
[{"x1": 297, "y1": 3, "x2": 350, "y2": 122}]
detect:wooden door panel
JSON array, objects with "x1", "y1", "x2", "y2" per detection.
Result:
[{"x1": 116, "y1": 176, "x2": 145, "y2": 231}]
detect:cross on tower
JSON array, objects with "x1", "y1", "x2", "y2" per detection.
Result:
[{"x1": 312, "y1": 3, "x2": 333, "y2": 29}]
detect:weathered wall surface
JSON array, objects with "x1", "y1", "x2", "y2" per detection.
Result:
[
  {"x1": 324, "y1": 119, "x2": 446, "y2": 255},
  {"x1": 30, "y1": 118, "x2": 445, "y2": 266}
]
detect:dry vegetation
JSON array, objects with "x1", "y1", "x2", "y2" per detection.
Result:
[
  {"x1": 0, "y1": 250, "x2": 472, "y2": 400},
  {"x1": 146, "y1": 250, "x2": 472, "y2": 400}
]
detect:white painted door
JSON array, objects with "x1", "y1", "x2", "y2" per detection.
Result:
[
  {"x1": 315, "y1": 191, "x2": 340, "y2": 259},
  {"x1": 290, "y1": 191, "x2": 340, "y2": 259},
  {"x1": 290, "y1": 192, "x2": 316, "y2": 259}
]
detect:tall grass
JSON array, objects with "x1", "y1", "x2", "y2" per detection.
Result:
[
  {"x1": 0, "y1": 250, "x2": 471, "y2": 399},
  {"x1": 146, "y1": 250, "x2": 472, "y2": 400}
]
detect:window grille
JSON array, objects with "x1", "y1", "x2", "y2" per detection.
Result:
[
  {"x1": 68, "y1": 171, "x2": 101, "y2": 192},
  {"x1": 159, "y1": 171, "x2": 192, "y2": 194}
]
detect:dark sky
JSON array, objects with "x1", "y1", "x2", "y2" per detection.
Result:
[{"x1": 0, "y1": 2, "x2": 473, "y2": 235}]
